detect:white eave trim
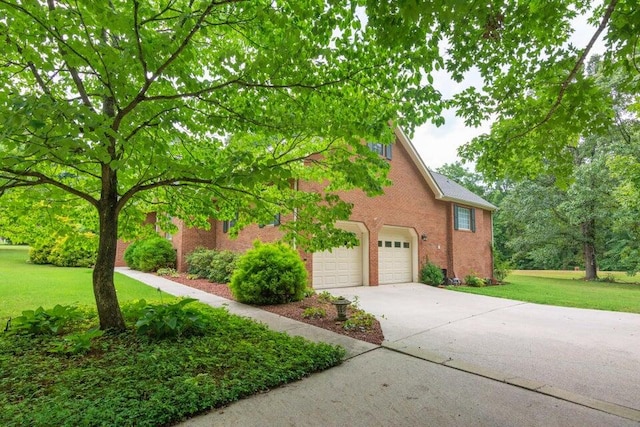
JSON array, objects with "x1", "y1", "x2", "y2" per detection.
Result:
[{"x1": 393, "y1": 127, "x2": 444, "y2": 199}]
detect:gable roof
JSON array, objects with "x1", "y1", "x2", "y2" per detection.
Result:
[
  {"x1": 428, "y1": 170, "x2": 497, "y2": 210},
  {"x1": 394, "y1": 128, "x2": 497, "y2": 211}
]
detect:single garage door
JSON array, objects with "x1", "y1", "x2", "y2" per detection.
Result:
[
  {"x1": 312, "y1": 223, "x2": 365, "y2": 289},
  {"x1": 378, "y1": 229, "x2": 413, "y2": 284}
]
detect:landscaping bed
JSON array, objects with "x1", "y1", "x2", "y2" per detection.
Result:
[
  {"x1": 167, "y1": 275, "x2": 385, "y2": 345},
  {"x1": 0, "y1": 304, "x2": 344, "y2": 427}
]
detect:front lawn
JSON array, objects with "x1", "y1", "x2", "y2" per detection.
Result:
[
  {"x1": 0, "y1": 245, "x2": 173, "y2": 320},
  {"x1": 0, "y1": 246, "x2": 345, "y2": 426},
  {"x1": 449, "y1": 270, "x2": 640, "y2": 313}
]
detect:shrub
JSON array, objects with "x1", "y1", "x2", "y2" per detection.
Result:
[
  {"x1": 493, "y1": 255, "x2": 512, "y2": 282},
  {"x1": 123, "y1": 239, "x2": 142, "y2": 268},
  {"x1": 185, "y1": 248, "x2": 239, "y2": 283},
  {"x1": 229, "y1": 241, "x2": 308, "y2": 305},
  {"x1": 185, "y1": 247, "x2": 217, "y2": 277},
  {"x1": 29, "y1": 233, "x2": 97, "y2": 267},
  {"x1": 48, "y1": 232, "x2": 98, "y2": 267},
  {"x1": 124, "y1": 237, "x2": 176, "y2": 272},
  {"x1": 420, "y1": 262, "x2": 444, "y2": 286},
  {"x1": 465, "y1": 274, "x2": 485, "y2": 287},
  {"x1": 208, "y1": 250, "x2": 239, "y2": 283},
  {"x1": 28, "y1": 237, "x2": 55, "y2": 264}
]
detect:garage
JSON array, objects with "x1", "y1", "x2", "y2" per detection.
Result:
[
  {"x1": 312, "y1": 222, "x2": 368, "y2": 289},
  {"x1": 378, "y1": 227, "x2": 415, "y2": 284}
]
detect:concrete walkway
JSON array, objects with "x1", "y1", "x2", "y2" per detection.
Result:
[{"x1": 116, "y1": 269, "x2": 640, "y2": 426}]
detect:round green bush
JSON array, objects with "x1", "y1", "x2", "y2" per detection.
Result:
[
  {"x1": 124, "y1": 237, "x2": 176, "y2": 272},
  {"x1": 420, "y1": 262, "x2": 444, "y2": 286},
  {"x1": 123, "y1": 240, "x2": 142, "y2": 268},
  {"x1": 229, "y1": 241, "x2": 308, "y2": 305},
  {"x1": 208, "y1": 250, "x2": 239, "y2": 283}
]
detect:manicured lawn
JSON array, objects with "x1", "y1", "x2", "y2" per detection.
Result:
[
  {"x1": 0, "y1": 245, "x2": 172, "y2": 320},
  {"x1": 0, "y1": 245, "x2": 345, "y2": 426},
  {"x1": 449, "y1": 270, "x2": 640, "y2": 313}
]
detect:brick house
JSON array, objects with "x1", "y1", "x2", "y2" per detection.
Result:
[{"x1": 116, "y1": 128, "x2": 496, "y2": 288}]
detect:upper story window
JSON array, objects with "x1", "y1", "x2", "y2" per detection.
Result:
[
  {"x1": 367, "y1": 142, "x2": 392, "y2": 160},
  {"x1": 259, "y1": 213, "x2": 281, "y2": 228},
  {"x1": 454, "y1": 205, "x2": 476, "y2": 232}
]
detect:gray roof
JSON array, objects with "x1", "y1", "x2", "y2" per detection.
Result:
[{"x1": 428, "y1": 170, "x2": 497, "y2": 211}]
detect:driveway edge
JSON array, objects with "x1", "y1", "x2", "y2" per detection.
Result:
[{"x1": 383, "y1": 341, "x2": 640, "y2": 423}]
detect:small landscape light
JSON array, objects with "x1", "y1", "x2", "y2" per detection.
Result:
[{"x1": 332, "y1": 297, "x2": 351, "y2": 321}]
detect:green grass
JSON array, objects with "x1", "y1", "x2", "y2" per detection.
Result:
[
  {"x1": 0, "y1": 245, "x2": 345, "y2": 426},
  {"x1": 449, "y1": 270, "x2": 640, "y2": 313},
  {"x1": 0, "y1": 245, "x2": 172, "y2": 320}
]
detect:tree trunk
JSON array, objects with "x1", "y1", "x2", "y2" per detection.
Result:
[
  {"x1": 582, "y1": 219, "x2": 598, "y2": 281},
  {"x1": 93, "y1": 165, "x2": 126, "y2": 331}
]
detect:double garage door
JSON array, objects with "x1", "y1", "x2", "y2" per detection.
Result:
[{"x1": 312, "y1": 224, "x2": 413, "y2": 289}]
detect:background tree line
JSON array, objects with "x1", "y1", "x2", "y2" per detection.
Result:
[{"x1": 439, "y1": 56, "x2": 640, "y2": 278}]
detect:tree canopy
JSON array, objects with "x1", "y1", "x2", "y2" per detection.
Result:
[{"x1": 2, "y1": 0, "x2": 638, "y2": 328}]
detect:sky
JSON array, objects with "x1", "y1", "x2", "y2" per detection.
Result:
[{"x1": 410, "y1": 14, "x2": 607, "y2": 171}]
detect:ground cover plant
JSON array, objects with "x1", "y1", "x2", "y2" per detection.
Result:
[
  {"x1": 1, "y1": 302, "x2": 344, "y2": 426},
  {"x1": 449, "y1": 270, "x2": 640, "y2": 313},
  {"x1": 0, "y1": 246, "x2": 172, "y2": 320},
  {"x1": 0, "y1": 246, "x2": 344, "y2": 425}
]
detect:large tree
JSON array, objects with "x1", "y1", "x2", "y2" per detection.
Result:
[{"x1": 2, "y1": 1, "x2": 636, "y2": 330}]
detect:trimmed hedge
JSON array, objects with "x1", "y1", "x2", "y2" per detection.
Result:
[{"x1": 229, "y1": 241, "x2": 307, "y2": 305}]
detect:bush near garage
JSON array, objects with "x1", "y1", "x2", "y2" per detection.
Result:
[
  {"x1": 124, "y1": 237, "x2": 176, "y2": 272},
  {"x1": 419, "y1": 261, "x2": 445, "y2": 286},
  {"x1": 464, "y1": 274, "x2": 486, "y2": 287},
  {"x1": 229, "y1": 241, "x2": 307, "y2": 305}
]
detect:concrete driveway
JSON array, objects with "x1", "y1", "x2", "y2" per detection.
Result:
[{"x1": 335, "y1": 283, "x2": 640, "y2": 414}]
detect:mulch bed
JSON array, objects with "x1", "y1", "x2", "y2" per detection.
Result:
[{"x1": 166, "y1": 275, "x2": 384, "y2": 345}]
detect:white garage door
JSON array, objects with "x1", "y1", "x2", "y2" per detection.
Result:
[
  {"x1": 378, "y1": 229, "x2": 413, "y2": 284},
  {"x1": 312, "y1": 224, "x2": 365, "y2": 289}
]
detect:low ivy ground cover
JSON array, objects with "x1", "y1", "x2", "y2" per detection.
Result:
[
  {"x1": 449, "y1": 270, "x2": 640, "y2": 313},
  {"x1": 1, "y1": 304, "x2": 345, "y2": 426}
]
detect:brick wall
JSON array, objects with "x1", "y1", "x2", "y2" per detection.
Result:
[
  {"x1": 116, "y1": 135, "x2": 494, "y2": 284},
  {"x1": 172, "y1": 218, "x2": 217, "y2": 272},
  {"x1": 450, "y1": 205, "x2": 494, "y2": 280}
]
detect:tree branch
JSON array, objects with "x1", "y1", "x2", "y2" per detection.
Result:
[
  {"x1": 0, "y1": 168, "x2": 98, "y2": 207},
  {"x1": 509, "y1": 0, "x2": 619, "y2": 141}
]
